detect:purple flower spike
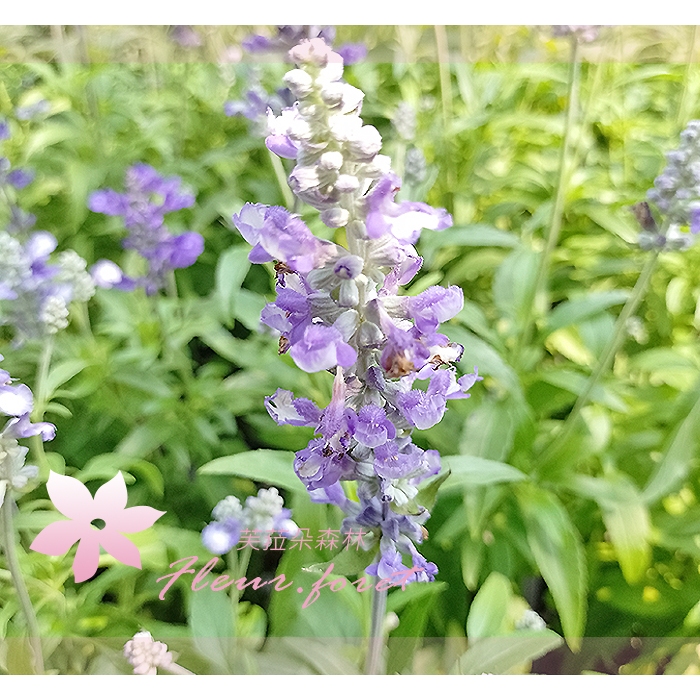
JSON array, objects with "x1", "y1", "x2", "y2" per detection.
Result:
[
  {"x1": 0, "y1": 120, "x2": 9, "y2": 141},
  {"x1": 88, "y1": 164, "x2": 202, "y2": 294}
]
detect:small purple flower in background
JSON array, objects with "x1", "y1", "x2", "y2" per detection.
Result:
[
  {"x1": 0, "y1": 354, "x2": 55, "y2": 506},
  {"x1": 88, "y1": 163, "x2": 204, "y2": 295},
  {"x1": 15, "y1": 99, "x2": 51, "y2": 121},
  {"x1": 641, "y1": 120, "x2": 700, "y2": 251},
  {"x1": 201, "y1": 487, "x2": 299, "y2": 554},
  {"x1": 169, "y1": 25, "x2": 203, "y2": 49},
  {"x1": 234, "y1": 38, "x2": 482, "y2": 582},
  {"x1": 551, "y1": 25, "x2": 603, "y2": 43}
]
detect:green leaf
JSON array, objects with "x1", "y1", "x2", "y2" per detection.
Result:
[
  {"x1": 198, "y1": 450, "x2": 307, "y2": 494},
  {"x1": 460, "y1": 400, "x2": 516, "y2": 461},
  {"x1": 44, "y1": 358, "x2": 89, "y2": 399},
  {"x1": 492, "y1": 247, "x2": 539, "y2": 325},
  {"x1": 303, "y1": 544, "x2": 379, "y2": 577},
  {"x1": 461, "y1": 533, "x2": 485, "y2": 590},
  {"x1": 215, "y1": 246, "x2": 251, "y2": 322},
  {"x1": 516, "y1": 484, "x2": 587, "y2": 649},
  {"x1": 77, "y1": 453, "x2": 164, "y2": 496},
  {"x1": 415, "y1": 468, "x2": 451, "y2": 510},
  {"x1": 450, "y1": 630, "x2": 563, "y2": 674},
  {"x1": 440, "y1": 455, "x2": 527, "y2": 495},
  {"x1": 570, "y1": 473, "x2": 651, "y2": 584},
  {"x1": 545, "y1": 291, "x2": 629, "y2": 334},
  {"x1": 643, "y1": 388, "x2": 700, "y2": 503},
  {"x1": 188, "y1": 586, "x2": 234, "y2": 673},
  {"x1": 466, "y1": 572, "x2": 512, "y2": 640}
]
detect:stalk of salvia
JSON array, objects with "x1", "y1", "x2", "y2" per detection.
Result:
[
  {"x1": 233, "y1": 38, "x2": 481, "y2": 674},
  {"x1": 540, "y1": 120, "x2": 700, "y2": 467},
  {"x1": 1, "y1": 355, "x2": 57, "y2": 674}
]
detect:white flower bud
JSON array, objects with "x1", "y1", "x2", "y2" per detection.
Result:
[
  {"x1": 212, "y1": 495, "x2": 243, "y2": 521},
  {"x1": 283, "y1": 69, "x2": 314, "y2": 98},
  {"x1": 338, "y1": 279, "x2": 359, "y2": 307},
  {"x1": 340, "y1": 85, "x2": 365, "y2": 114},
  {"x1": 348, "y1": 125, "x2": 382, "y2": 160},
  {"x1": 346, "y1": 220, "x2": 368, "y2": 240},
  {"x1": 320, "y1": 83, "x2": 345, "y2": 107},
  {"x1": 123, "y1": 631, "x2": 173, "y2": 675},
  {"x1": 321, "y1": 207, "x2": 350, "y2": 228},
  {"x1": 288, "y1": 118, "x2": 313, "y2": 143},
  {"x1": 289, "y1": 165, "x2": 320, "y2": 193},
  {"x1": 40, "y1": 296, "x2": 69, "y2": 334},
  {"x1": 358, "y1": 154, "x2": 392, "y2": 179},
  {"x1": 317, "y1": 62, "x2": 344, "y2": 85},
  {"x1": 329, "y1": 114, "x2": 362, "y2": 143},
  {"x1": 334, "y1": 174, "x2": 361, "y2": 193},
  {"x1": 319, "y1": 151, "x2": 344, "y2": 170}
]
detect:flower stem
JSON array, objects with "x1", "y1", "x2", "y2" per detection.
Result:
[
  {"x1": 268, "y1": 149, "x2": 295, "y2": 212},
  {"x1": 31, "y1": 337, "x2": 54, "y2": 480},
  {"x1": 434, "y1": 24, "x2": 455, "y2": 213},
  {"x1": 539, "y1": 251, "x2": 660, "y2": 466},
  {"x1": 516, "y1": 36, "x2": 580, "y2": 365},
  {"x1": 1, "y1": 494, "x2": 45, "y2": 673},
  {"x1": 365, "y1": 579, "x2": 388, "y2": 675},
  {"x1": 228, "y1": 547, "x2": 252, "y2": 638}
]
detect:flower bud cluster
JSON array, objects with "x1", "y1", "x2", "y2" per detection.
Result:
[
  {"x1": 0, "y1": 230, "x2": 95, "y2": 343},
  {"x1": 201, "y1": 487, "x2": 299, "y2": 554},
  {"x1": 123, "y1": 631, "x2": 174, "y2": 675},
  {"x1": 88, "y1": 163, "x2": 204, "y2": 295},
  {"x1": 234, "y1": 39, "x2": 479, "y2": 583}
]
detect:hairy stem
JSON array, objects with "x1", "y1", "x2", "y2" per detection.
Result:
[
  {"x1": 365, "y1": 579, "x2": 388, "y2": 675},
  {"x1": 31, "y1": 337, "x2": 54, "y2": 480},
  {"x1": 1, "y1": 495, "x2": 45, "y2": 673},
  {"x1": 268, "y1": 150, "x2": 295, "y2": 212},
  {"x1": 539, "y1": 251, "x2": 660, "y2": 466}
]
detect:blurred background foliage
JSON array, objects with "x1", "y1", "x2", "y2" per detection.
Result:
[{"x1": 1, "y1": 24, "x2": 700, "y2": 675}]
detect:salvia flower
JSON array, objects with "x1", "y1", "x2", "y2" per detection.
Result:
[
  {"x1": 123, "y1": 631, "x2": 174, "y2": 675},
  {"x1": 242, "y1": 26, "x2": 367, "y2": 66},
  {"x1": 201, "y1": 487, "x2": 299, "y2": 554},
  {"x1": 641, "y1": 120, "x2": 700, "y2": 251},
  {"x1": 0, "y1": 354, "x2": 55, "y2": 505},
  {"x1": 0, "y1": 231, "x2": 96, "y2": 342},
  {"x1": 234, "y1": 38, "x2": 481, "y2": 583},
  {"x1": 88, "y1": 164, "x2": 204, "y2": 295}
]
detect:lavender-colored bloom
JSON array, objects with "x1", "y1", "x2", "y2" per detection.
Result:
[
  {"x1": 201, "y1": 488, "x2": 299, "y2": 554},
  {"x1": 6, "y1": 168, "x2": 34, "y2": 189},
  {"x1": 234, "y1": 38, "x2": 481, "y2": 583},
  {"x1": 0, "y1": 120, "x2": 9, "y2": 141},
  {"x1": 88, "y1": 164, "x2": 203, "y2": 295},
  {"x1": 336, "y1": 43, "x2": 368, "y2": 65},
  {"x1": 289, "y1": 323, "x2": 357, "y2": 373}
]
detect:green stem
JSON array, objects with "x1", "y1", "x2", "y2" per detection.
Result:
[
  {"x1": 1, "y1": 494, "x2": 45, "y2": 673},
  {"x1": 516, "y1": 37, "x2": 580, "y2": 365},
  {"x1": 434, "y1": 24, "x2": 455, "y2": 213},
  {"x1": 268, "y1": 150, "x2": 295, "y2": 211},
  {"x1": 677, "y1": 26, "x2": 699, "y2": 129},
  {"x1": 228, "y1": 547, "x2": 252, "y2": 638},
  {"x1": 31, "y1": 337, "x2": 54, "y2": 480},
  {"x1": 539, "y1": 252, "x2": 660, "y2": 466},
  {"x1": 365, "y1": 579, "x2": 388, "y2": 675}
]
